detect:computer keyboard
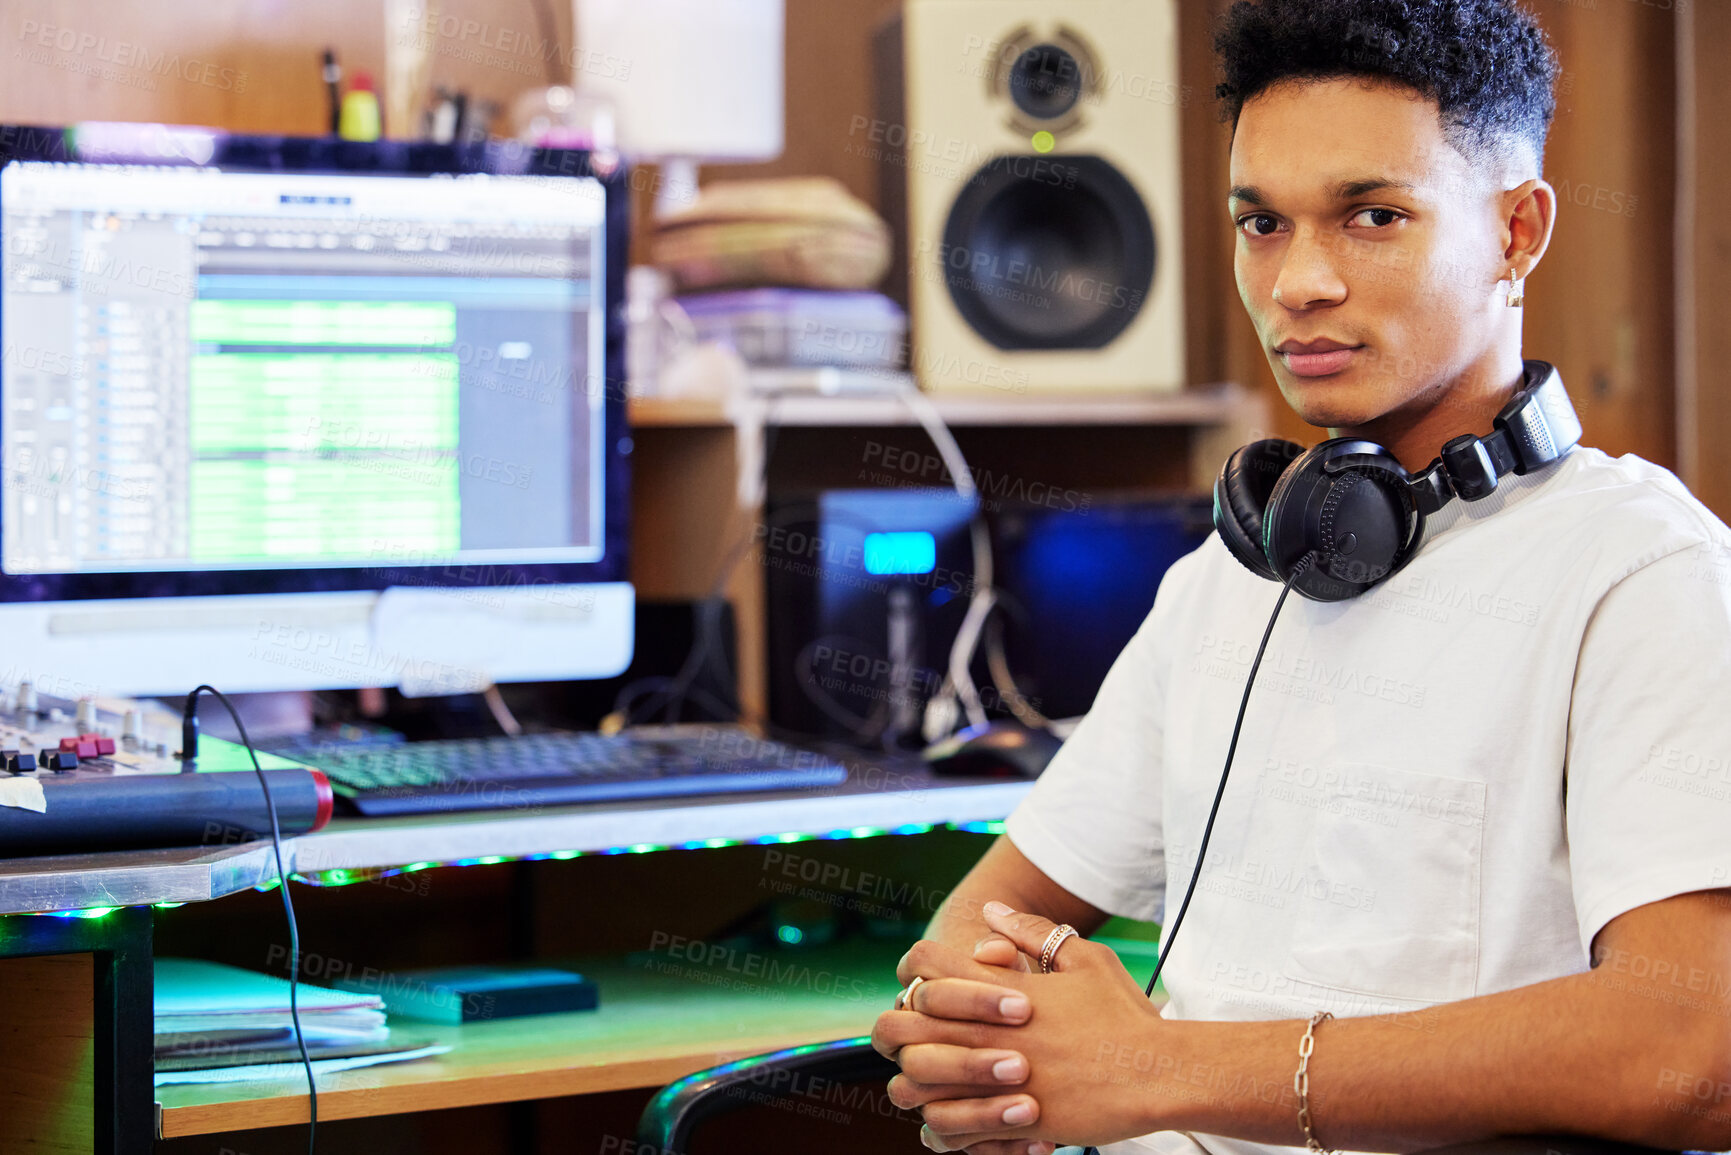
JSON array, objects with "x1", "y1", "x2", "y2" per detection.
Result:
[{"x1": 278, "y1": 728, "x2": 852, "y2": 817}]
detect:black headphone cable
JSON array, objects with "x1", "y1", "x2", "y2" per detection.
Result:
[
  {"x1": 1080, "y1": 553, "x2": 1311, "y2": 1155},
  {"x1": 183, "y1": 685, "x2": 318, "y2": 1155}
]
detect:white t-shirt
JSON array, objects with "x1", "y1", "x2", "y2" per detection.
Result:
[{"x1": 1004, "y1": 446, "x2": 1731, "y2": 1155}]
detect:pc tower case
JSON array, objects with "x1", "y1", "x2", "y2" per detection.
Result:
[{"x1": 762, "y1": 489, "x2": 1211, "y2": 746}]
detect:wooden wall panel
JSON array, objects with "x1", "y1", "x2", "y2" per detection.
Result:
[
  {"x1": 0, "y1": 953, "x2": 94, "y2": 1155},
  {"x1": 720, "y1": 1, "x2": 1688, "y2": 470},
  {"x1": 0, "y1": 0, "x2": 1691, "y2": 481},
  {"x1": 1526, "y1": 0, "x2": 1677, "y2": 467},
  {"x1": 0, "y1": 0, "x2": 383, "y2": 133},
  {"x1": 1173, "y1": 0, "x2": 1681, "y2": 460},
  {"x1": 0, "y1": 0, "x2": 575, "y2": 137},
  {"x1": 1677, "y1": 0, "x2": 1731, "y2": 519}
]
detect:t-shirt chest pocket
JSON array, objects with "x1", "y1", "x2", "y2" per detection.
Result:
[{"x1": 1280, "y1": 761, "x2": 1486, "y2": 1005}]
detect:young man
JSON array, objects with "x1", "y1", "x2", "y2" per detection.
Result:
[{"x1": 870, "y1": 2, "x2": 1731, "y2": 1154}]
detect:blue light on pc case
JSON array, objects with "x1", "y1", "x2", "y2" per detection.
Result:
[{"x1": 863, "y1": 531, "x2": 937, "y2": 575}]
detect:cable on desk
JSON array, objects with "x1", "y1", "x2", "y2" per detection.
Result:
[
  {"x1": 182, "y1": 685, "x2": 318, "y2": 1155},
  {"x1": 1077, "y1": 557, "x2": 1309, "y2": 1155}
]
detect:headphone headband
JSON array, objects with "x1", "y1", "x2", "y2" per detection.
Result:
[{"x1": 1406, "y1": 360, "x2": 1580, "y2": 514}]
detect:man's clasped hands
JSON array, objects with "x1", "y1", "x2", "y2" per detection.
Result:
[{"x1": 871, "y1": 901, "x2": 1177, "y2": 1155}]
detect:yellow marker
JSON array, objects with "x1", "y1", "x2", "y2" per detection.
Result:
[
  {"x1": 338, "y1": 73, "x2": 381, "y2": 142},
  {"x1": 1031, "y1": 130, "x2": 1055, "y2": 153}
]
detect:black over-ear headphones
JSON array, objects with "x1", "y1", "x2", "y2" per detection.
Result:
[{"x1": 1212, "y1": 359, "x2": 1582, "y2": 602}]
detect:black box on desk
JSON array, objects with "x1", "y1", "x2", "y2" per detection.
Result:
[
  {"x1": 762, "y1": 489, "x2": 1212, "y2": 743},
  {"x1": 763, "y1": 489, "x2": 978, "y2": 748},
  {"x1": 339, "y1": 965, "x2": 599, "y2": 1023}
]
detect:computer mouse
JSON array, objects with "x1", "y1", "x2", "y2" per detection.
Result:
[{"x1": 922, "y1": 721, "x2": 1063, "y2": 779}]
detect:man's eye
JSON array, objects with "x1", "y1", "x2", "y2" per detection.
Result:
[
  {"x1": 1350, "y1": 208, "x2": 1402, "y2": 228},
  {"x1": 1238, "y1": 214, "x2": 1280, "y2": 237}
]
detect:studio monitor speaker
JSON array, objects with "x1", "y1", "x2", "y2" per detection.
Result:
[{"x1": 898, "y1": 0, "x2": 1185, "y2": 394}]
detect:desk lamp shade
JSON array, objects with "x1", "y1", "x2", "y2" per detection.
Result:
[{"x1": 575, "y1": 0, "x2": 784, "y2": 211}]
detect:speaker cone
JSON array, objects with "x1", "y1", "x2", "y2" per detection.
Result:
[{"x1": 939, "y1": 154, "x2": 1155, "y2": 350}]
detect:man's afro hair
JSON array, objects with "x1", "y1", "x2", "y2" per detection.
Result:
[{"x1": 1215, "y1": 0, "x2": 1560, "y2": 169}]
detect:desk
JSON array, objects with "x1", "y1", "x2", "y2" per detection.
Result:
[
  {"x1": 155, "y1": 942, "x2": 905, "y2": 1138},
  {"x1": 0, "y1": 767, "x2": 1030, "y2": 1152}
]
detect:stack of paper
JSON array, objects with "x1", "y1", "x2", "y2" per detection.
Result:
[{"x1": 154, "y1": 958, "x2": 444, "y2": 1081}]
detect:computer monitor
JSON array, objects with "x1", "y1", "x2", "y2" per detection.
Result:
[{"x1": 0, "y1": 123, "x2": 631, "y2": 697}]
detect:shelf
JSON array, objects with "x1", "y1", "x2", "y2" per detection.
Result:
[
  {"x1": 287, "y1": 772, "x2": 1030, "y2": 878},
  {"x1": 0, "y1": 771, "x2": 1030, "y2": 915},
  {"x1": 155, "y1": 941, "x2": 905, "y2": 1137},
  {"x1": 0, "y1": 842, "x2": 284, "y2": 917},
  {"x1": 629, "y1": 382, "x2": 1254, "y2": 429}
]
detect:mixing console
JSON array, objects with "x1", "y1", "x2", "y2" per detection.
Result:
[{"x1": 0, "y1": 682, "x2": 330, "y2": 856}]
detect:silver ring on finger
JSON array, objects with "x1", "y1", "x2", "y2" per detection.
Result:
[
  {"x1": 1039, "y1": 923, "x2": 1079, "y2": 973},
  {"x1": 894, "y1": 974, "x2": 927, "y2": 1011}
]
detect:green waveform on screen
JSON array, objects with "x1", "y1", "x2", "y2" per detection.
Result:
[{"x1": 190, "y1": 299, "x2": 457, "y2": 346}]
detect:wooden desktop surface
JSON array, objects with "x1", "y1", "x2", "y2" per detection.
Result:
[{"x1": 154, "y1": 940, "x2": 907, "y2": 1138}]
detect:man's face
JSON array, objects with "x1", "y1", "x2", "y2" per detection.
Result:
[{"x1": 1229, "y1": 77, "x2": 1511, "y2": 429}]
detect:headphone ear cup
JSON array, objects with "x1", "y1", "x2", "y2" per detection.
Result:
[
  {"x1": 1213, "y1": 440, "x2": 1305, "y2": 582},
  {"x1": 1263, "y1": 441, "x2": 1421, "y2": 601}
]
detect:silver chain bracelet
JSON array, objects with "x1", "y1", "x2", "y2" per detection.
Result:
[{"x1": 1295, "y1": 1010, "x2": 1339, "y2": 1155}]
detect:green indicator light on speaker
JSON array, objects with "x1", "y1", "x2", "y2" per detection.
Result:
[{"x1": 1031, "y1": 130, "x2": 1056, "y2": 153}]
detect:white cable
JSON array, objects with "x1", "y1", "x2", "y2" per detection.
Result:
[
  {"x1": 897, "y1": 386, "x2": 978, "y2": 505},
  {"x1": 895, "y1": 385, "x2": 995, "y2": 738},
  {"x1": 482, "y1": 684, "x2": 522, "y2": 736},
  {"x1": 947, "y1": 523, "x2": 995, "y2": 731},
  {"x1": 985, "y1": 613, "x2": 1052, "y2": 730}
]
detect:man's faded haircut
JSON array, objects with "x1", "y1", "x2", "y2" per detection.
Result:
[{"x1": 1214, "y1": 0, "x2": 1560, "y2": 176}]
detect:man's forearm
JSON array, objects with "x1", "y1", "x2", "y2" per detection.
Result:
[
  {"x1": 1121, "y1": 967, "x2": 1731, "y2": 1152},
  {"x1": 925, "y1": 835, "x2": 1108, "y2": 953}
]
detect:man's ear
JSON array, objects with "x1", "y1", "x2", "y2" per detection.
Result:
[{"x1": 1504, "y1": 178, "x2": 1556, "y2": 279}]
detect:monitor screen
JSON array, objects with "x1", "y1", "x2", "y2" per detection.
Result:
[
  {"x1": 0, "y1": 127, "x2": 629, "y2": 600},
  {"x1": 0, "y1": 127, "x2": 632, "y2": 695}
]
